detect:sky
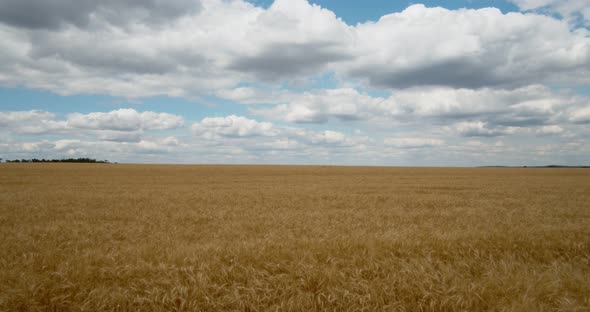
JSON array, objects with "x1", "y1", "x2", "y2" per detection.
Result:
[{"x1": 0, "y1": 0, "x2": 589, "y2": 166}]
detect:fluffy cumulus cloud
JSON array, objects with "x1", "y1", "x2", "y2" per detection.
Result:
[
  {"x1": 451, "y1": 121, "x2": 514, "y2": 137},
  {"x1": 1, "y1": 111, "x2": 376, "y2": 163},
  {"x1": 0, "y1": 108, "x2": 184, "y2": 140},
  {"x1": 1, "y1": 137, "x2": 184, "y2": 162},
  {"x1": 536, "y1": 125, "x2": 565, "y2": 136},
  {"x1": 326, "y1": 3, "x2": 581, "y2": 89},
  {"x1": 225, "y1": 0, "x2": 352, "y2": 81},
  {"x1": 192, "y1": 115, "x2": 276, "y2": 139},
  {"x1": 67, "y1": 109, "x2": 184, "y2": 131},
  {"x1": 251, "y1": 88, "x2": 392, "y2": 123},
  {"x1": 345, "y1": 5, "x2": 590, "y2": 89},
  {"x1": 299, "y1": 129, "x2": 363, "y2": 147},
  {"x1": 569, "y1": 105, "x2": 590, "y2": 123},
  {"x1": 252, "y1": 85, "x2": 590, "y2": 129},
  {"x1": 191, "y1": 115, "x2": 365, "y2": 148},
  {"x1": 0, "y1": 110, "x2": 66, "y2": 134},
  {"x1": 0, "y1": 108, "x2": 189, "y2": 162}
]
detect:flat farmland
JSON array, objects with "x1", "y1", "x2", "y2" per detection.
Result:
[{"x1": 0, "y1": 164, "x2": 589, "y2": 311}]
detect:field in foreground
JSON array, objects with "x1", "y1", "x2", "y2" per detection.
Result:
[{"x1": 0, "y1": 164, "x2": 589, "y2": 311}]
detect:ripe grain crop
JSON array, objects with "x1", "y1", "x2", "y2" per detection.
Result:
[{"x1": 0, "y1": 164, "x2": 589, "y2": 311}]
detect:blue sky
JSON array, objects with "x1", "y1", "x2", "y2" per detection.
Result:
[
  {"x1": 250, "y1": 0, "x2": 521, "y2": 23},
  {"x1": 0, "y1": 0, "x2": 589, "y2": 165}
]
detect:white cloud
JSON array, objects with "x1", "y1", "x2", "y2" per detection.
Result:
[
  {"x1": 251, "y1": 85, "x2": 590, "y2": 129},
  {"x1": 0, "y1": 109, "x2": 184, "y2": 143},
  {"x1": 162, "y1": 136, "x2": 180, "y2": 146},
  {"x1": 384, "y1": 138, "x2": 444, "y2": 148},
  {"x1": 536, "y1": 125, "x2": 565, "y2": 135},
  {"x1": 53, "y1": 139, "x2": 82, "y2": 151},
  {"x1": 136, "y1": 140, "x2": 168, "y2": 153},
  {"x1": 345, "y1": 5, "x2": 590, "y2": 89},
  {"x1": 66, "y1": 109, "x2": 183, "y2": 131},
  {"x1": 1, "y1": 113, "x2": 374, "y2": 163},
  {"x1": 464, "y1": 140, "x2": 483, "y2": 147},
  {"x1": 254, "y1": 139, "x2": 302, "y2": 151},
  {"x1": 251, "y1": 88, "x2": 392, "y2": 123},
  {"x1": 216, "y1": 87, "x2": 294, "y2": 105},
  {"x1": 510, "y1": 0, "x2": 590, "y2": 26},
  {"x1": 226, "y1": 0, "x2": 352, "y2": 81},
  {"x1": 391, "y1": 85, "x2": 585, "y2": 128},
  {"x1": 13, "y1": 137, "x2": 184, "y2": 158},
  {"x1": 0, "y1": 110, "x2": 67, "y2": 134},
  {"x1": 96, "y1": 130, "x2": 144, "y2": 142},
  {"x1": 191, "y1": 115, "x2": 367, "y2": 151},
  {"x1": 192, "y1": 115, "x2": 276, "y2": 139},
  {"x1": 452, "y1": 121, "x2": 511, "y2": 137},
  {"x1": 305, "y1": 130, "x2": 349, "y2": 145},
  {"x1": 569, "y1": 105, "x2": 590, "y2": 123}
]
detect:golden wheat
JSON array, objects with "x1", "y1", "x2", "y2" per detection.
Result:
[{"x1": 0, "y1": 164, "x2": 589, "y2": 311}]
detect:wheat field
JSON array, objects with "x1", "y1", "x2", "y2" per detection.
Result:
[{"x1": 0, "y1": 164, "x2": 589, "y2": 311}]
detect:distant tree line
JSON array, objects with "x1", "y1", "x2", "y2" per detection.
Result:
[{"x1": 3, "y1": 158, "x2": 110, "y2": 163}]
